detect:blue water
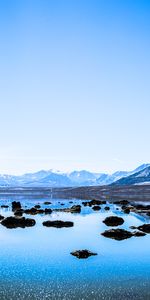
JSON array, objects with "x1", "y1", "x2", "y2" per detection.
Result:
[{"x1": 0, "y1": 197, "x2": 150, "y2": 300}]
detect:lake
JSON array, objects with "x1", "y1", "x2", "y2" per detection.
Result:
[{"x1": 0, "y1": 196, "x2": 150, "y2": 300}]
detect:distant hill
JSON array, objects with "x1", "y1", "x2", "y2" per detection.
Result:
[{"x1": 0, "y1": 164, "x2": 149, "y2": 187}]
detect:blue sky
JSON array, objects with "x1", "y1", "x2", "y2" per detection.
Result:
[{"x1": 0, "y1": 0, "x2": 150, "y2": 174}]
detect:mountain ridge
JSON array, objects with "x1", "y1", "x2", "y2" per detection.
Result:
[{"x1": 0, "y1": 164, "x2": 149, "y2": 187}]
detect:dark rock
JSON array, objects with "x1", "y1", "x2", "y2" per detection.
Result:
[
  {"x1": 101, "y1": 229, "x2": 133, "y2": 240},
  {"x1": 0, "y1": 215, "x2": 4, "y2": 221},
  {"x1": 45, "y1": 208, "x2": 52, "y2": 214},
  {"x1": 120, "y1": 200, "x2": 129, "y2": 205},
  {"x1": 61, "y1": 203, "x2": 65, "y2": 206},
  {"x1": 1, "y1": 216, "x2": 36, "y2": 229},
  {"x1": 132, "y1": 231, "x2": 146, "y2": 237},
  {"x1": 34, "y1": 205, "x2": 41, "y2": 209},
  {"x1": 14, "y1": 209, "x2": 24, "y2": 217},
  {"x1": 114, "y1": 200, "x2": 129, "y2": 205},
  {"x1": 12, "y1": 201, "x2": 21, "y2": 211},
  {"x1": 67, "y1": 205, "x2": 81, "y2": 213},
  {"x1": 56, "y1": 205, "x2": 81, "y2": 213},
  {"x1": 101, "y1": 201, "x2": 106, "y2": 204},
  {"x1": 82, "y1": 201, "x2": 91, "y2": 207},
  {"x1": 24, "y1": 207, "x2": 52, "y2": 215},
  {"x1": 104, "y1": 206, "x2": 110, "y2": 211},
  {"x1": 92, "y1": 205, "x2": 101, "y2": 211},
  {"x1": 137, "y1": 224, "x2": 150, "y2": 233},
  {"x1": 44, "y1": 202, "x2": 52, "y2": 205},
  {"x1": 82, "y1": 200, "x2": 102, "y2": 207},
  {"x1": 103, "y1": 216, "x2": 124, "y2": 227},
  {"x1": 69, "y1": 201, "x2": 73, "y2": 204},
  {"x1": 1, "y1": 205, "x2": 9, "y2": 208},
  {"x1": 43, "y1": 220, "x2": 74, "y2": 228},
  {"x1": 71, "y1": 249, "x2": 97, "y2": 259},
  {"x1": 134, "y1": 204, "x2": 150, "y2": 210},
  {"x1": 123, "y1": 208, "x2": 130, "y2": 214}
]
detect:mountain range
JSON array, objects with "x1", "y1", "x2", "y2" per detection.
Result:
[{"x1": 0, "y1": 163, "x2": 149, "y2": 187}]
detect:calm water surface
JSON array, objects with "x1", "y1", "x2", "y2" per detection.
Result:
[{"x1": 0, "y1": 197, "x2": 150, "y2": 300}]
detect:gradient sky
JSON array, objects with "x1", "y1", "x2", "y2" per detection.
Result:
[{"x1": 0, "y1": 0, "x2": 150, "y2": 175}]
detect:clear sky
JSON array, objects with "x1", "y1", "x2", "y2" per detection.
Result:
[{"x1": 0, "y1": 0, "x2": 150, "y2": 175}]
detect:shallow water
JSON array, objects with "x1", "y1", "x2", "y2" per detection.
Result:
[{"x1": 0, "y1": 197, "x2": 150, "y2": 300}]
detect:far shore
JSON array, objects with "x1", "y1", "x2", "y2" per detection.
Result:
[{"x1": 0, "y1": 185, "x2": 150, "y2": 202}]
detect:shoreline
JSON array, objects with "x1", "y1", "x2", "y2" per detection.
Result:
[{"x1": 0, "y1": 184, "x2": 149, "y2": 201}]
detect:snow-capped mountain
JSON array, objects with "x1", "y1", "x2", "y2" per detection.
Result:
[
  {"x1": 112, "y1": 165, "x2": 150, "y2": 186},
  {"x1": 0, "y1": 164, "x2": 149, "y2": 187}
]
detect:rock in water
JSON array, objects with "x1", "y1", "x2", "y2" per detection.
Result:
[
  {"x1": 1, "y1": 216, "x2": 36, "y2": 229},
  {"x1": 104, "y1": 206, "x2": 110, "y2": 211},
  {"x1": 1, "y1": 205, "x2": 9, "y2": 208},
  {"x1": 54, "y1": 205, "x2": 81, "y2": 213},
  {"x1": 43, "y1": 220, "x2": 74, "y2": 228},
  {"x1": 137, "y1": 224, "x2": 150, "y2": 233},
  {"x1": 34, "y1": 205, "x2": 41, "y2": 209},
  {"x1": 12, "y1": 201, "x2": 21, "y2": 211},
  {"x1": 92, "y1": 205, "x2": 101, "y2": 211},
  {"x1": 132, "y1": 231, "x2": 146, "y2": 237},
  {"x1": 71, "y1": 249, "x2": 97, "y2": 259},
  {"x1": 103, "y1": 216, "x2": 124, "y2": 227},
  {"x1": 101, "y1": 229, "x2": 133, "y2": 240}
]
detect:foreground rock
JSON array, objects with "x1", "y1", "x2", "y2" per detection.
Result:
[
  {"x1": 101, "y1": 229, "x2": 133, "y2": 240},
  {"x1": 43, "y1": 220, "x2": 74, "y2": 228},
  {"x1": 103, "y1": 216, "x2": 124, "y2": 227},
  {"x1": 71, "y1": 249, "x2": 97, "y2": 259},
  {"x1": 1, "y1": 216, "x2": 36, "y2": 229},
  {"x1": 12, "y1": 201, "x2": 21, "y2": 211}
]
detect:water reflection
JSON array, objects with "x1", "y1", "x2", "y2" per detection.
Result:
[{"x1": 0, "y1": 196, "x2": 149, "y2": 300}]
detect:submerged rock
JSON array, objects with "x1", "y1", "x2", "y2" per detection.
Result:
[
  {"x1": 101, "y1": 229, "x2": 133, "y2": 240},
  {"x1": 71, "y1": 249, "x2": 97, "y2": 259},
  {"x1": 44, "y1": 202, "x2": 52, "y2": 205},
  {"x1": 1, "y1": 216, "x2": 36, "y2": 229},
  {"x1": 43, "y1": 220, "x2": 74, "y2": 228},
  {"x1": 92, "y1": 205, "x2": 101, "y2": 211},
  {"x1": 12, "y1": 201, "x2": 21, "y2": 211},
  {"x1": 103, "y1": 216, "x2": 124, "y2": 227}
]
